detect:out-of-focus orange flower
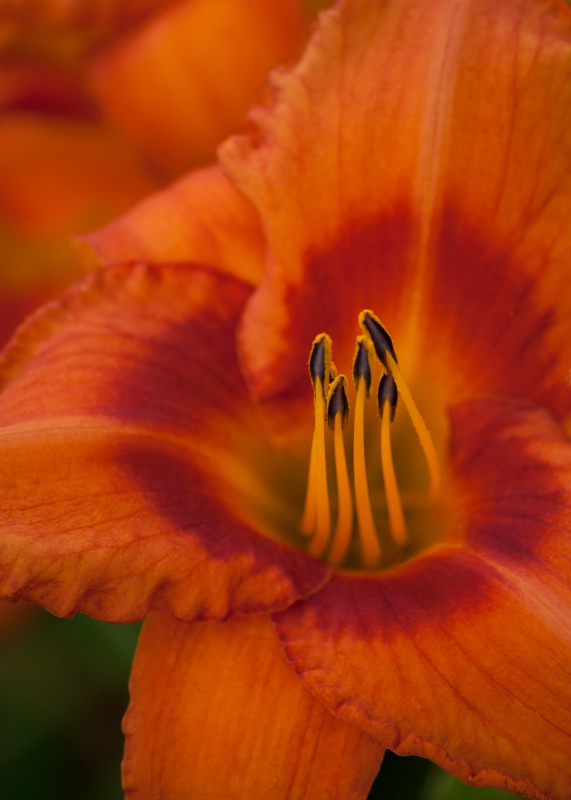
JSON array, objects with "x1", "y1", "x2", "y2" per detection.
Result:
[
  {"x1": 1, "y1": 0, "x2": 571, "y2": 798},
  {"x1": 0, "y1": 0, "x2": 309, "y2": 346}
]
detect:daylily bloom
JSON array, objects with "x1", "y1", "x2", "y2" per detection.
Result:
[{"x1": 1, "y1": 0, "x2": 571, "y2": 798}]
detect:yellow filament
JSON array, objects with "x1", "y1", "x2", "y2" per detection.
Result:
[
  {"x1": 353, "y1": 378, "x2": 381, "y2": 567},
  {"x1": 308, "y1": 378, "x2": 330, "y2": 557},
  {"x1": 300, "y1": 432, "x2": 317, "y2": 536},
  {"x1": 385, "y1": 352, "x2": 442, "y2": 502},
  {"x1": 328, "y1": 413, "x2": 353, "y2": 565},
  {"x1": 380, "y1": 401, "x2": 408, "y2": 546}
]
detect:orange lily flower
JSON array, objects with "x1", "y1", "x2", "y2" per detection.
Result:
[{"x1": 1, "y1": 0, "x2": 571, "y2": 797}]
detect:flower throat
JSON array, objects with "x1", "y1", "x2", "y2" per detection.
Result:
[{"x1": 301, "y1": 310, "x2": 442, "y2": 569}]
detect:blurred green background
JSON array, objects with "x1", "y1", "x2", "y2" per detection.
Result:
[
  {"x1": 0, "y1": 603, "x2": 526, "y2": 800},
  {"x1": 0, "y1": 605, "x2": 138, "y2": 800}
]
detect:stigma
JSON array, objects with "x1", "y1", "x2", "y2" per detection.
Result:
[{"x1": 301, "y1": 310, "x2": 442, "y2": 569}]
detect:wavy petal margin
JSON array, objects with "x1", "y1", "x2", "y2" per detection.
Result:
[
  {"x1": 78, "y1": 165, "x2": 265, "y2": 286},
  {"x1": 275, "y1": 395, "x2": 571, "y2": 800},
  {"x1": 123, "y1": 612, "x2": 384, "y2": 799},
  {"x1": 0, "y1": 263, "x2": 329, "y2": 621},
  {"x1": 219, "y1": 0, "x2": 571, "y2": 425}
]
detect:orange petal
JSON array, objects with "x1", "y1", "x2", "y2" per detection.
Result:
[
  {"x1": 89, "y1": 0, "x2": 308, "y2": 177},
  {"x1": 0, "y1": 113, "x2": 156, "y2": 233},
  {"x1": 0, "y1": 288, "x2": 58, "y2": 349},
  {"x1": 275, "y1": 395, "x2": 571, "y2": 800},
  {"x1": 79, "y1": 165, "x2": 265, "y2": 287},
  {"x1": 220, "y1": 0, "x2": 571, "y2": 421},
  {"x1": 123, "y1": 611, "x2": 384, "y2": 799},
  {"x1": 0, "y1": 263, "x2": 328, "y2": 620}
]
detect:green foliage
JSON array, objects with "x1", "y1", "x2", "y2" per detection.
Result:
[
  {"x1": 419, "y1": 768, "x2": 526, "y2": 800},
  {"x1": 367, "y1": 750, "x2": 526, "y2": 800},
  {"x1": 0, "y1": 606, "x2": 140, "y2": 800}
]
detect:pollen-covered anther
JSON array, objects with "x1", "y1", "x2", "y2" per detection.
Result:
[
  {"x1": 352, "y1": 335, "x2": 373, "y2": 397},
  {"x1": 326, "y1": 374, "x2": 349, "y2": 431},
  {"x1": 378, "y1": 372, "x2": 398, "y2": 422},
  {"x1": 308, "y1": 332, "x2": 332, "y2": 388},
  {"x1": 359, "y1": 309, "x2": 398, "y2": 371}
]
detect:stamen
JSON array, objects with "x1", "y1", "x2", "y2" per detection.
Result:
[
  {"x1": 302, "y1": 334, "x2": 331, "y2": 547},
  {"x1": 378, "y1": 370, "x2": 398, "y2": 423},
  {"x1": 352, "y1": 339, "x2": 381, "y2": 567},
  {"x1": 327, "y1": 374, "x2": 349, "y2": 429},
  {"x1": 378, "y1": 374, "x2": 408, "y2": 547},
  {"x1": 352, "y1": 336, "x2": 373, "y2": 396},
  {"x1": 300, "y1": 433, "x2": 318, "y2": 536},
  {"x1": 302, "y1": 312, "x2": 442, "y2": 570},
  {"x1": 385, "y1": 352, "x2": 442, "y2": 502},
  {"x1": 325, "y1": 375, "x2": 353, "y2": 565},
  {"x1": 359, "y1": 309, "x2": 398, "y2": 371},
  {"x1": 360, "y1": 310, "x2": 442, "y2": 503},
  {"x1": 309, "y1": 332, "x2": 332, "y2": 387},
  {"x1": 307, "y1": 376, "x2": 332, "y2": 554}
]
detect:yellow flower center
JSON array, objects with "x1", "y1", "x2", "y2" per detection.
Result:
[{"x1": 300, "y1": 310, "x2": 444, "y2": 571}]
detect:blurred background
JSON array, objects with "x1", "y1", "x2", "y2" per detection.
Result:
[{"x1": 0, "y1": 605, "x2": 139, "y2": 799}]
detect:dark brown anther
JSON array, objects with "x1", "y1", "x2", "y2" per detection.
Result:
[
  {"x1": 352, "y1": 336, "x2": 373, "y2": 396},
  {"x1": 360, "y1": 311, "x2": 398, "y2": 371},
  {"x1": 308, "y1": 333, "x2": 332, "y2": 388},
  {"x1": 378, "y1": 373, "x2": 398, "y2": 422},
  {"x1": 327, "y1": 375, "x2": 350, "y2": 430}
]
